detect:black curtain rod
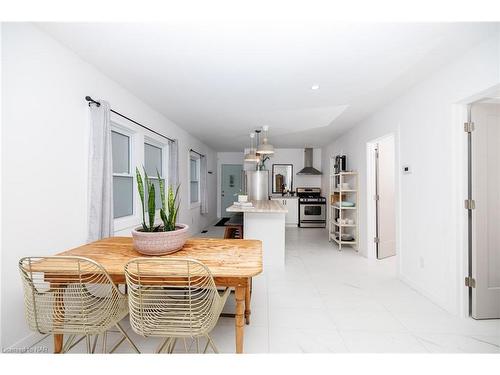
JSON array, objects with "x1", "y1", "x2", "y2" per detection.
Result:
[
  {"x1": 190, "y1": 148, "x2": 205, "y2": 157},
  {"x1": 85, "y1": 96, "x2": 175, "y2": 143}
]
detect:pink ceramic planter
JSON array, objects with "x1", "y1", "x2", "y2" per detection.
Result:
[{"x1": 131, "y1": 224, "x2": 189, "y2": 255}]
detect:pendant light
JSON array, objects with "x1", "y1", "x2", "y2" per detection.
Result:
[
  {"x1": 256, "y1": 125, "x2": 274, "y2": 154},
  {"x1": 244, "y1": 132, "x2": 260, "y2": 163}
]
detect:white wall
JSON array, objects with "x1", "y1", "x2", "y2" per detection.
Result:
[
  {"x1": 1, "y1": 23, "x2": 217, "y2": 348},
  {"x1": 217, "y1": 148, "x2": 322, "y2": 217},
  {"x1": 267, "y1": 148, "x2": 322, "y2": 191},
  {"x1": 321, "y1": 31, "x2": 500, "y2": 316}
]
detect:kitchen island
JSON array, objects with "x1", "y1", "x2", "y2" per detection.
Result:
[{"x1": 227, "y1": 200, "x2": 287, "y2": 266}]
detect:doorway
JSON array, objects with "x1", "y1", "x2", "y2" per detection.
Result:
[
  {"x1": 467, "y1": 98, "x2": 500, "y2": 319},
  {"x1": 367, "y1": 134, "x2": 396, "y2": 259},
  {"x1": 221, "y1": 164, "x2": 243, "y2": 218}
]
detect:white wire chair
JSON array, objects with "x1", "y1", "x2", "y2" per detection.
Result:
[
  {"x1": 124, "y1": 257, "x2": 231, "y2": 353},
  {"x1": 19, "y1": 256, "x2": 140, "y2": 354}
]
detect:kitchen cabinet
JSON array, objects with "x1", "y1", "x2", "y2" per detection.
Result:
[{"x1": 270, "y1": 197, "x2": 298, "y2": 226}]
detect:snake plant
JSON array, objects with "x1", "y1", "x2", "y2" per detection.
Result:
[{"x1": 135, "y1": 167, "x2": 180, "y2": 232}]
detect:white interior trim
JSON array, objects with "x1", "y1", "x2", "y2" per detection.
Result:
[
  {"x1": 453, "y1": 83, "x2": 500, "y2": 318},
  {"x1": 188, "y1": 151, "x2": 201, "y2": 209},
  {"x1": 365, "y1": 133, "x2": 398, "y2": 262}
]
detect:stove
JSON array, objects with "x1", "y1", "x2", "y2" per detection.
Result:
[{"x1": 296, "y1": 188, "x2": 327, "y2": 228}]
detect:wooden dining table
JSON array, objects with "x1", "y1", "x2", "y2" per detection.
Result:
[{"x1": 45, "y1": 236, "x2": 263, "y2": 354}]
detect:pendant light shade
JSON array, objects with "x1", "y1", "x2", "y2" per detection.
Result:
[
  {"x1": 256, "y1": 125, "x2": 274, "y2": 154},
  {"x1": 244, "y1": 133, "x2": 260, "y2": 163}
]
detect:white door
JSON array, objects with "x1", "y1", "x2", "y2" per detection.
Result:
[
  {"x1": 471, "y1": 103, "x2": 500, "y2": 319},
  {"x1": 375, "y1": 136, "x2": 396, "y2": 259},
  {"x1": 221, "y1": 164, "x2": 243, "y2": 217}
]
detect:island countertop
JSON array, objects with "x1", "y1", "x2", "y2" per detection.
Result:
[{"x1": 226, "y1": 199, "x2": 288, "y2": 213}]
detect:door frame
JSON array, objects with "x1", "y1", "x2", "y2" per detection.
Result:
[
  {"x1": 219, "y1": 163, "x2": 243, "y2": 218},
  {"x1": 454, "y1": 83, "x2": 500, "y2": 318},
  {"x1": 366, "y1": 133, "x2": 398, "y2": 261}
]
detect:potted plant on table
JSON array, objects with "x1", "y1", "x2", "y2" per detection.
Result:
[{"x1": 131, "y1": 167, "x2": 189, "y2": 255}]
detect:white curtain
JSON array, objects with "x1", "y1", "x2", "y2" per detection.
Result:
[
  {"x1": 168, "y1": 139, "x2": 179, "y2": 188},
  {"x1": 200, "y1": 155, "x2": 208, "y2": 214},
  {"x1": 87, "y1": 100, "x2": 113, "y2": 241}
]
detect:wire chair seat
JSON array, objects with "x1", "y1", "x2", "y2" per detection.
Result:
[
  {"x1": 19, "y1": 256, "x2": 140, "y2": 353},
  {"x1": 125, "y1": 258, "x2": 230, "y2": 353},
  {"x1": 21, "y1": 284, "x2": 129, "y2": 335}
]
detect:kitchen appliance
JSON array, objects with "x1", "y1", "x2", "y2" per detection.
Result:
[
  {"x1": 296, "y1": 148, "x2": 322, "y2": 175},
  {"x1": 243, "y1": 170, "x2": 269, "y2": 201},
  {"x1": 297, "y1": 187, "x2": 326, "y2": 228},
  {"x1": 334, "y1": 155, "x2": 347, "y2": 174}
]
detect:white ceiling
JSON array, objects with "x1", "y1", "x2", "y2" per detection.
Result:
[{"x1": 38, "y1": 22, "x2": 498, "y2": 151}]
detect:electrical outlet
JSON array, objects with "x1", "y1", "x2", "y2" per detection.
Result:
[{"x1": 419, "y1": 256, "x2": 424, "y2": 268}]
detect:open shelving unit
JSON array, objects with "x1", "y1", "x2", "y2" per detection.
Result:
[{"x1": 329, "y1": 170, "x2": 359, "y2": 251}]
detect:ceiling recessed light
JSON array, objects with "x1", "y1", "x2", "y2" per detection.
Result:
[{"x1": 311, "y1": 84, "x2": 320, "y2": 90}]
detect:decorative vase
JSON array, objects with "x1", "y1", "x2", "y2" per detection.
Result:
[{"x1": 131, "y1": 223, "x2": 189, "y2": 255}]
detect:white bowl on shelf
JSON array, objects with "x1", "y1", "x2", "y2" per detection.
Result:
[{"x1": 340, "y1": 233, "x2": 354, "y2": 241}]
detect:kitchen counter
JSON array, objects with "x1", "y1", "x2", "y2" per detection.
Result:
[
  {"x1": 226, "y1": 199, "x2": 286, "y2": 266},
  {"x1": 226, "y1": 199, "x2": 288, "y2": 213}
]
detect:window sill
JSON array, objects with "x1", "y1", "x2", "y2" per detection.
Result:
[
  {"x1": 114, "y1": 214, "x2": 141, "y2": 232},
  {"x1": 189, "y1": 202, "x2": 201, "y2": 210}
]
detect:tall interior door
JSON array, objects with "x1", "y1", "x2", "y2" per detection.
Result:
[
  {"x1": 375, "y1": 136, "x2": 396, "y2": 259},
  {"x1": 471, "y1": 102, "x2": 500, "y2": 319},
  {"x1": 221, "y1": 164, "x2": 243, "y2": 217}
]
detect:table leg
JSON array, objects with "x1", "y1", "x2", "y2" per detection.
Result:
[
  {"x1": 52, "y1": 283, "x2": 65, "y2": 354},
  {"x1": 54, "y1": 334, "x2": 63, "y2": 354},
  {"x1": 244, "y1": 278, "x2": 251, "y2": 325},
  {"x1": 234, "y1": 285, "x2": 245, "y2": 353}
]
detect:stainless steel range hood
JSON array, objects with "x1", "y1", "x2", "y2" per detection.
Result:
[{"x1": 297, "y1": 148, "x2": 322, "y2": 175}]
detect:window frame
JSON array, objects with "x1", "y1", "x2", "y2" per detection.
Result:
[
  {"x1": 110, "y1": 117, "x2": 170, "y2": 233},
  {"x1": 144, "y1": 136, "x2": 169, "y2": 213},
  {"x1": 189, "y1": 152, "x2": 201, "y2": 209},
  {"x1": 111, "y1": 123, "x2": 137, "y2": 230}
]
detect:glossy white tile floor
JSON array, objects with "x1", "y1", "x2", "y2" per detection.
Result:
[{"x1": 34, "y1": 226, "x2": 500, "y2": 353}]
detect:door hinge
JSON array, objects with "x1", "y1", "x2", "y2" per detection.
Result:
[
  {"x1": 464, "y1": 199, "x2": 476, "y2": 210},
  {"x1": 374, "y1": 195, "x2": 380, "y2": 201},
  {"x1": 464, "y1": 122, "x2": 475, "y2": 133},
  {"x1": 465, "y1": 276, "x2": 476, "y2": 288},
  {"x1": 374, "y1": 237, "x2": 380, "y2": 244}
]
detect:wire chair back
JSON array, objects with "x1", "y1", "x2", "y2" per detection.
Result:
[
  {"x1": 125, "y1": 257, "x2": 224, "y2": 338},
  {"x1": 19, "y1": 256, "x2": 124, "y2": 335}
]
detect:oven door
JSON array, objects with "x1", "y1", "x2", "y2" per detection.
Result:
[{"x1": 299, "y1": 203, "x2": 326, "y2": 227}]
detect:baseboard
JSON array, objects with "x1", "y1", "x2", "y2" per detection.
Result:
[
  {"x1": 398, "y1": 273, "x2": 457, "y2": 316},
  {"x1": 4, "y1": 332, "x2": 49, "y2": 353}
]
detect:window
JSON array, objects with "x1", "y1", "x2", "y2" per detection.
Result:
[
  {"x1": 144, "y1": 142, "x2": 165, "y2": 210},
  {"x1": 190, "y1": 153, "x2": 200, "y2": 206},
  {"x1": 112, "y1": 130, "x2": 133, "y2": 218}
]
